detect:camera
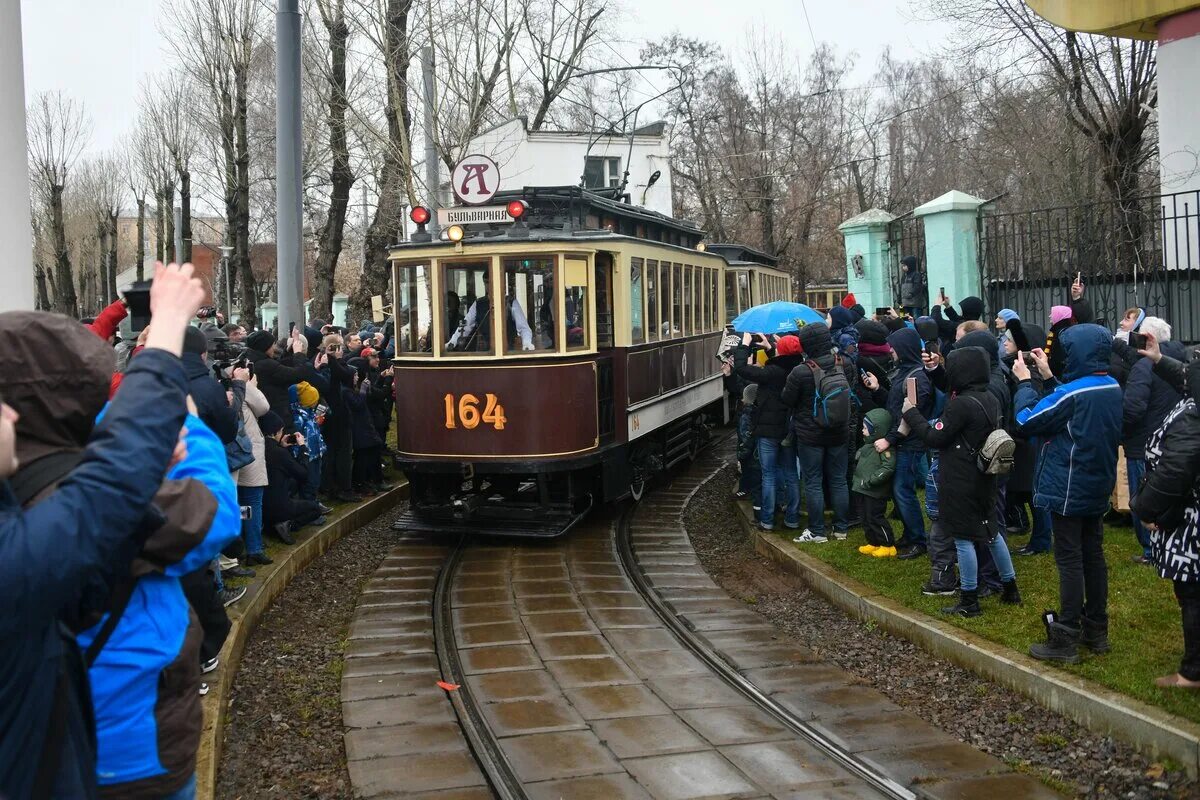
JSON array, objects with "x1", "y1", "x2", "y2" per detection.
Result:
[
  {"x1": 197, "y1": 305, "x2": 218, "y2": 320},
  {"x1": 207, "y1": 335, "x2": 251, "y2": 387},
  {"x1": 1128, "y1": 332, "x2": 1148, "y2": 351}
]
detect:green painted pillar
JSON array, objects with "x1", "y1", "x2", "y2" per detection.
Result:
[
  {"x1": 260, "y1": 301, "x2": 278, "y2": 333},
  {"x1": 332, "y1": 293, "x2": 350, "y2": 329},
  {"x1": 913, "y1": 190, "x2": 985, "y2": 309},
  {"x1": 838, "y1": 209, "x2": 896, "y2": 312}
]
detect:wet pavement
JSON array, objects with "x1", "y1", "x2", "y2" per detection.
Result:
[{"x1": 342, "y1": 452, "x2": 1062, "y2": 799}]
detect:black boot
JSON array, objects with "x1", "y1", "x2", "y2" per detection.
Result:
[
  {"x1": 272, "y1": 522, "x2": 296, "y2": 546},
  {"x1": 1000, "y1": 579, "x2": 1021, "y2": 605},
  {"x1": 941, "y1": 589, "x2": 981, "y2": 617},
  {"x1": 1029, "y1": 612, "x2": 1081, "y2": 664},
  {"x1": 1080, "y1": 615, "x2": 1110, "y2": 654}
]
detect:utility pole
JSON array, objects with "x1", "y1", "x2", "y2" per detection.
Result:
[
  {"x1": 0, "y1": 1, "x2": 35, "y2": 311},
  {"x1": 275, "y1": 0, "x2": 304, "y2": 334},
  {"x1": 421, "y1": 45, "x2": 441, "y2": 235}
]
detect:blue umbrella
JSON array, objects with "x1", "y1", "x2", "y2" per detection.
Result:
[{"x1": 731, "y1": 301, "x2": 824, "y2": 335}]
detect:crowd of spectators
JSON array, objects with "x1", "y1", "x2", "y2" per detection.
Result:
[
  {"x1": 0, "y1": 262, "x2": 397, "y2": 800},
  {"x1": 726, "y1": 277, "x2": 1200, "y2": 684}
]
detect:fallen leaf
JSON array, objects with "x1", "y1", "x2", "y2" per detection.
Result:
[
  {"x1": 437, "y1": 681, "x2": 461, "y2": 691},
  {"x1": 1146, "y1": 763, "x2": 1165, "y2": 779}
]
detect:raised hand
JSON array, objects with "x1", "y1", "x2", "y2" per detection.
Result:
[
  {"x1": 1012, "y1": 353, "x2": 1031, "y2": 381},
  {"x1": 145, "y1": 262, "x2": 206, "y2": 356}
]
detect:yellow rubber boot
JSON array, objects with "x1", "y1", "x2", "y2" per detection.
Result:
[
  {"x1": 872, "y1": 546, "x2": 898, "y2": 558},
  {"x1": 858, "y1": 544, "x2": 879, "y2": 555}
]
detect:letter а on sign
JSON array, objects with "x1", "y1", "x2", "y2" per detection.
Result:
[{"x1": 452, "y1": 154, "x2": 501, "y2": 205}]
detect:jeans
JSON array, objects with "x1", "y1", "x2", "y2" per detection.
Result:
[
  {"x1": 797, "y1": 444, "x2": 849, "y2": 536},
  {"x1": 1052, "y1": 513, "x2": 1108, "y2": 628},
  {"x1": 955, "y1": 536, "x2": 1016, "y2": 592},
  {"x1": 928, "y1": 520, "x2": 957, "y2": 589},
  {"x1": 238, "y1": 485, "x2": 265, "y2": 556},
  {"x1": 1029, "y1": 506, "x2": 1053, "y2": 551},
  {"x1": 160, "y1": 774, "x2": 197, "y2": 800},
  {"x1": 758, "y1": 437, "x2": 800, "y2": 528},
  {"x1": 1128, "y1": 458, "x2": 1151, "y2": 558},
  {"x1": 893, "y1": 449, "x2": 927, "y2": 545},
  {"x1": 1175, "y1": 581, "x2": 1200, "y2": 681},
  {"x1": 303, "y1": 455, "x2": 323, "y2": 502},
  {"x1": 924, "y1": 453, "x2": 940, "y2": 520},
  {"x1": 211, "y1": 558, "x2": 224, "y2": 592}
]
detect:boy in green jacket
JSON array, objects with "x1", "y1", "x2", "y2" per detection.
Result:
[{"x1": 853, "y1": 407, "x2": 898, "y2": 557}]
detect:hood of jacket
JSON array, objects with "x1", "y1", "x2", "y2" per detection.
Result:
[
  {"x1": 955, "y1": 330, "x2": 999, "y2": 367},
  {"x1": 855, "y1": 318, "x2": 889, "y2": 346},
  {"x1": 0, "y1": 311, "x2": 116, "y2": 465},
  {"x1": 797, "y1": 323, "x2": 834, "y2": 362},
  {"x1": 1061, "y1": 323, "x2": 1113, "y2": 381},
  {"x1": 182, "y1": 351, "x2": 211, "y2": 380},
  {"x1": 863, "y1": 407, "x2": 893, "y2": 437},
  {"x1": 958, "y1": 296, "x2": 985, "y2": 321},
  {"x1": 887, "y1": 327, "x2": 923, "y2": 365},
  {"x1": 946, "y1": 346, "x2": 991, "y2": 393},
  {"x1": 828, "y1": 306, "x2": 855, "y2": 334}
]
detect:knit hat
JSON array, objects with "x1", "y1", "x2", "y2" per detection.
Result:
[
  {"x1": 883, "y1": 317, "x2": 907, "y2": 334},
  {"x1": 774, "y1": 335, "x2": 801, "y2": 357},
  {"x1": 360, "y1": 347, "x2": 378, "y2": 358},
  {"x1": 998, "y1": 308, "x2": 1020, "y2": 323},
  {"x1": 849, "y1": 304, "x2": 866, "y2": 322},
  {"x1": 742, "y1": 384, "x2": 758, "y2": 405},
  {"x1": 840, "y1": 292, "x2": 857, "y2": 309},
  {"x1": 958, "y1": 296, "x2": 985, "y2": 321},
  {"x1": 296, "y1": 381, "x2": 319, "y2": 409},
  {"x1": 183, "y1": 326, "x2": 209, "y2": 355},
  {"x1": 1049, "y1": 305, "x2": 1073, "y2": 327},
  {"x1": 245, "y1": 330, "x2": 275, "y2": 353},
  {"x1": 854, "y1": 318, "x2": 889, "y2": 346},
  {"x1": 258, "y1": 410, "x2": 285, "y2": 436},
  {"x1": 828, "y1": 305, "x2": 855, "y2": 332}
]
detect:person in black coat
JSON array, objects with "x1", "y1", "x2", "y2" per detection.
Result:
[
  {"x1": 725, "y1": 334, "x2": 803, "y2": 532},
  {"x1": 879, "y1": 327, "x2": 936, "y2": 557},
  {"x1": 316, "y1": 333, "x2": 358, "y2": 501},
  {"x1": 1002, "y1": 323, "x2": 1052, "y2": 554},
  {"x1": 243, "y1": 330, "x2": 324, "y2": 432},
  {"x1": 1121, "y1": 317, "x2": 1185, "y2": 564},
  {"x1": 346, "y1": 359, "x2": 387, "y2": 493},
  {"x1": 181, "y1": 326, "x2": 240, "y2": 445},
  {"x1": 903, "y1": 346, "x2": 1020, "y2": 617},
  {"x1": 259, "y1": 411, "x2": 324, "y2": 534},
  {"x1": 781, "y1": 323, "x2": 851, "y2": 540},
  {"x1": 931, "y1": 295, "x2": 984, "y2": 348},
  {"x1": 1131, "y1": 342, "x2": 1200, "y2": 688}
]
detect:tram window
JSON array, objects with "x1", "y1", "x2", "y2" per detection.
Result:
[
  {"x1": 502, "y1": 257, "x2": 555, "y2": 354},
  {"x1": 394, "y1": 262, "x2": 432, "y2": 355},
  {"x1": 646, "y1": 259, "x2": 658, "y2": 342},
  {"x1": 671, "y1": 263, "x2": 682, "y2": 338},
  {"x1": 631, "y1": 257, "x2": 645, "y2": 344},
  {"x1": 564, "y1": 256, "x2": 590, "y2": 351},
  {"x1": 737, "y1": 271, "x2": 751, "y2": 315},
  {"x1": 698, "y1": 268, "x2": 707, "y2": 334},
  {"x1": 595, "y1": 254, "x2": 614, "y2": 348},
  {"x1": 682, "y1": 267, "x2": 692, "y2": 336},
  {"x1": 725, "y1": 270, "x2": 737, "y2": 323},
  {"x1": 443, "y1": 262, "x2": 494, "y2": 355},
  {"x1": 710, "y1": 269, "x2": 719, "y2": 330}
]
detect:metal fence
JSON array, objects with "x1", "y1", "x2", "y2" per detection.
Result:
[
  {"x1": 888, "y1": 211, "x2": 926, "y2": 307},
  {"x1": 978, "y1": 189, "x2": 1200, "y2": 342}
]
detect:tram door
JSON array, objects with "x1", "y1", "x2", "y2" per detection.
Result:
[{"x1": 595, "y1": 253, "x2": 614, "y2": 349}]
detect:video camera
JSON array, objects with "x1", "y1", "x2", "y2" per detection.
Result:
[{"x1": 206, "y1": 333, "x2": 252, "y2": 388}]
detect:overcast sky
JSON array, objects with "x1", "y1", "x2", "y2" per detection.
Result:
[{"x1": 20, "y1": 0, "x2": 953, "y2": 157}]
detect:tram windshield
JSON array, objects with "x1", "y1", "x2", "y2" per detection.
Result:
[
  {"x1": 394, "y1": 262, "x2": 433, "y2": 354},
  {"x1": 503, "y1": 257, "x2": 554, "y2": 353},
  {"x1": 443, "y1": 262, "x2": 492, "y2": 354}
]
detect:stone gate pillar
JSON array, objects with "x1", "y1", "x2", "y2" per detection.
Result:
[
  {"x1": 913, "y1": 190, "x2": 986, "y2": 309},
  {"x1": 838, "y1": 209, "x2": 896, "y2": 312}
]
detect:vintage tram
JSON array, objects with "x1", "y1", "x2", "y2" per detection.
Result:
[{"x1": 389, "y1": 186, "x2": 790, "y2": 537}]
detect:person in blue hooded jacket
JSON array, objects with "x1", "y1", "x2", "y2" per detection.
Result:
[
  {"x1": 0, "y1": 264, "x2": 204, "y2": 800},
  {"x1": 1014, "y1": 323, "x2": 1122, "y2": 664}
]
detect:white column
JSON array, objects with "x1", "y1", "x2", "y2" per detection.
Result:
[
  {"x1": 0, "y1": 0, "x2": 35, "y2": 311},
  {"x1": 1158, "y1": 9, "x2": 1200, "y2": 196}
]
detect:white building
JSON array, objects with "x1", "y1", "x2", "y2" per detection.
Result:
[{"x1": 438, "y1": 117, "x2": 674, "y2": 217}]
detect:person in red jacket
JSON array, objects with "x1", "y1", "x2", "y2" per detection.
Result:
[{"x1": 86, "y1": 298, "x2": 127, "y2": 344}]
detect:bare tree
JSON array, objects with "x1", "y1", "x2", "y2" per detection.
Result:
[
  {"x1": 517, "y1": 0, "x2": 605, "y2": 131},
  {"x1": 147, "y1": 70, "x2": 200, "y2": 263},
  {"x1": 75, "y1": 155, "x2": 125, "y2": 303},
  {"x1": 27, "y1": 90, "x2": 90, "y2": 317}
]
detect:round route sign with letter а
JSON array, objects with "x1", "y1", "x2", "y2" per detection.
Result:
[{"x1": 452, "y1": 154, "x2": 501, "y2": 205}]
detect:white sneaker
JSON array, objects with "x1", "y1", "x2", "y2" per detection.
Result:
[
  {"x1": 792, "y1": 530, "x2": 828, "y2": 544},
  {"x1": 201, "y1": 657, "x2": 219, "y2": 674},
  {"x1": 831, "y1": 531, "x2": 848, "y2": 541},
  {"x1": 199, "y1": 682, "x2": 210, "y2": 696}
]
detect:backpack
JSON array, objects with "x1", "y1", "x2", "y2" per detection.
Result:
[
  {"x1": 808, "y1": 357, "x2": 852, "y2": 429},
  {"x1": 961, "y1": 395, "x2": 1016, "y2": 475}
]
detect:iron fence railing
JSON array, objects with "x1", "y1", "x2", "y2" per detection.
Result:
[
  {"x1": 887, "y1": 211, "x2": 926, "y2": 309},
  {"x1": 979, "y1": 189, "x2": 1200, "y2": 342}
]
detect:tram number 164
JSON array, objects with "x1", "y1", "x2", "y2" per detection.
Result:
[{"x1": 443, "y1": 393, "x2": 507, "y2": 431}]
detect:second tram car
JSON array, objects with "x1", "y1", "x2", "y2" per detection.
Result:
[{"x1": 389, "y1": 186, "x2": 790, "y2": 536}]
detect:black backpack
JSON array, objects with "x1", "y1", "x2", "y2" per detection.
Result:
[{"x1": 807, "y1": 357, "x2": 852, "y2": 429}]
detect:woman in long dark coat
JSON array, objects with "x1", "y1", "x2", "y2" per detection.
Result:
[{"x1": 903, "y1": 346, "x2": 1020, "y2": 617}]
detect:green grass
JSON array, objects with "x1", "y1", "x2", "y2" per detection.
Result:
[{"x1": 774, "y1": 507, "x2": 1200, "y2": 724}]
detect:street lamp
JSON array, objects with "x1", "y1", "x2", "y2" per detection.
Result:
[{"x1": 219, "y1": 244, "x2": 235, "y2": 321}]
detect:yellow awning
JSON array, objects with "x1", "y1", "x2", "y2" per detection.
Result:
[{"x1": 1024, "y1": 0, "x2": 1200, "y2": 40}]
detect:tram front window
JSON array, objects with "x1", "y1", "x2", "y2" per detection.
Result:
[
  {"x1": 394, "y1": 262, "x2": 432, "y2": 354},
  {"x1": 503, "y1": 257, "x2": 554, "y2": 353},
  {"x1": 444, "y1": 262, "x2": 497, "y2": 354},
  {"x1": 565, "y1": 256, "x2": 590, "y2": 351}
]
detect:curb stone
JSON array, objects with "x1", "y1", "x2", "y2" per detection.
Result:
[
  {"x1": 196, "y1": 483, "x2": 409, "y2": 800},
  {"x1": 736, "y1": 500, "x2": 1200, "y2": 779}
]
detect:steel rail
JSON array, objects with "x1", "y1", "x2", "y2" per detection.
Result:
[{"x1": 431, "y1": 535, "x2": 529, "y2": 800}]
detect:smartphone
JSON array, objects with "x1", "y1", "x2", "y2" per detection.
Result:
[
  {"x1": 905, "y1": 376, "x2": 918, "y2": 406},
  {"x1": 875, "y1": 307, "x2": 890, "y2": 317},
  {"x1": 1075, "y1": 271, "x2": 1081, "y2": 285},
  {"x1": 1129, "y1": 332, "x2": 1148, "y2": 350},
  {"x1": 240, "y1": 505, "x2": 252, "y2": 521},
  {"x1": 939, "y1": 286, "x2": 945, "y2": 299}
]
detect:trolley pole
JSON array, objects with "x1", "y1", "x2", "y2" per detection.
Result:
[
  {"x1": 275, "y1": 0, "x2": 304, "y2": 335},
  {"x1": 421, "y1": 45, "x2": 441, "y2": 235},
  {"x1": 0, "y1": 0, "x2": 35, "y2": 311}
]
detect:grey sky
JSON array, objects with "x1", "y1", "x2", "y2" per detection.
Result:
[{"x1": 20, "y1": 0, "x2": 952, "y2": 157}]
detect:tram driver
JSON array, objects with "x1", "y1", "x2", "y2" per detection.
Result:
[{"x1": 446, "y1": 270, "x2": 535, "y2": 352}]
